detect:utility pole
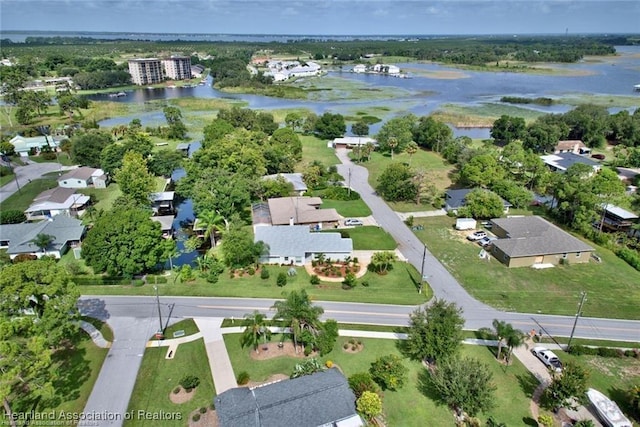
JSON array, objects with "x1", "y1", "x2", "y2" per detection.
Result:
[
  {"x1": 567, "y1": 291, "x2": 587, "y2": 349},
  {"x1": 347, "y1": 168, "x2": 352, "y2": 197},
  {"x1": 153, "y1": 285, "x2": 164, "y2": 339},
  {"x1": 419, "y1": 244, "x2": 427, "y2": 294}
]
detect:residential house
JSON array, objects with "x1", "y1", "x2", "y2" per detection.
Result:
[
  {"x1": 553, "y1": 140, "x2": 591, "y2": 155},
  {"x1": 149, "y1": 192, "x2": 175, "y2": 215},
  {"x1": 541, "y1": 152, "x2": 601, "y2": 174},
  {"x1": 597, "y1": 204, "x2": 639, "y2": 235},
  {"x1": 10, "y1": 135, "x2": 60, "y2": 157},
  {"x1": 25, "y1": 187, "x2": 90, "y2": 221},
  {"x1": 215, "y1": 368, "x2": 362, "y2": 427},
  {"x1": 352, "y1": 64, "x2": 367, "y2": 73},
  {"x1": 489, "y1": 216, "x2": 594, "y2": 267},
  {"x1": 58, "y1": 167, "x2": 108, "y2": 189},
  {"x1": 255, "y1": 225, "x2": 352, "y2": 265},
  {"x1": 262, "y1": 196, "x2": 341, "y2": 228},
  {"x1": 263, "y1": 173, "x2": 307, "y2": 196},
  {"x1": 444, "y1": 188, "x2": 512, "y2": 214},
  {"x1": 0, "y1": 215, "x2": 85, "y2": 259},
  {"x1": 331, "y1": 136, "x2": 378, "y2": 149}
]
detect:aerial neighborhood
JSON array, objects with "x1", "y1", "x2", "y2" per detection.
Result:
[{"x1": 0, "y1": 23, "x2": 639, "y2": 427}]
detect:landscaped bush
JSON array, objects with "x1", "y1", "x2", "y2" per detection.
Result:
[
  {"x1": 132, "y1": 279, "x2": 144, "y2": 287},
  {"x1": 569, "y1": 345, "x2": 633, "y2": 358},
  {"x1": 276, "y1": 272, "x2": 287, "y2": 287},
  {"x1": 369, "y1": 354, "x2": 408, "y2": 391},
  {"x1": 179, "y1": 375, "x2": 200, "y2": 391},
  {"x1": 199, "y1": 407, "x2": 207, "y2": 414},
  {"x1": 192, "y1": 414, "x2": 200, "y2": 422},
  {"x1": 0, "y1": 209, "x2": 26, "y2": 224},
  {"x1": 173, "y1": 387, "x2": 180, "y2": 394},
  {"x1": 310, "y1": 274, "x2": 320, "y2": 285},
  {"x1": 348, "y1": 372, "x2": 381, "y2": 399},
  {"x1": 616, "y1": 247, "x2": 640, "y2": 271},
  {"x1": 151, "y1": 275, "x2": 168, "y2": 284},
  {"x1": 322, "y1": 185, "x2": 361, "y2": 201},
  {"x1": 13, "y1": 254, "x2": 38, "y2": 263},
  {"x1": 247, "y1": 267, "x2": 255, "y2": 275},
  {"x1": 339, "y1": 230, "x2": 350, "y2": 239},
  {"x1": 237, "y1": 371, "x2": 250, "y2": 385},
  {"x1": 260, "y1": 267, "x2": 270, "y2": 280},
  {"x1": 0, "y1": 166, "x2": 12, "y2": 177}
]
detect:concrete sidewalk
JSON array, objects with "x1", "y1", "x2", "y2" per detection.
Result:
[
  {"x1": 79, "y1": 320, "x2": 111, "y2": 349},
  {"x1": 194, "y1": 317, "x2": 238, "y2": 394}
]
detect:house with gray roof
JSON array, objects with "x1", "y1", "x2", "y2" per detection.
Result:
[
  {"x1": 541, "y1": 152, "x2": 601, "y2": 174},
  {"x1": 255, "y1": 225, "x2": 352, "y2": 265},
  {"x1": 444, "y1": 188, "x2": 512, "y2": 214},
  {"x1": 9, "y1": 135, "x2": 60, "y2": 157},
  {"x1": 58, "y1": 167, "x2": 108, "y2": 189},
  {"x1": 214, "y1": 368, "x2": 362, "y2": 427},
  {"x1": 597, "y1": 204, "x2": 639, "y2": 235},
  {"x1": 263, "y1": 173, "x2": 307, "y2": 195},
  {"x1": 264, "y1": 197, "x2": 341, "y2": 227},
  {"x1": 0, "y1": 216, "x2": 85, "y2": 259},
  {"x1": 25, "y1": 187, "x2": 90, "y2": 221},
  {"x1": 489, "y1": 216, "x2": 594, "y2": 267}
]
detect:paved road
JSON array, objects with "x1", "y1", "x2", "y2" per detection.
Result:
[{"x1": 0, "y1": 161, "x2": 68, "y2": 204}]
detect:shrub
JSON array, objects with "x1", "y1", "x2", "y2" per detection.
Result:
[
  {"x1": 339, "y1": 230, "x2": 350, "y2": 239},
  {"x1": 260, "y1": 267, "x2": 270, "y2": 280},
  {"x1": 597, "y1": 347, "x2": 623, "y2": 358},
  {"x1": 205, "y1": 269, "x2": 221, "y2": 283},
  {"x1": 210, "y1": 402, "x2": 215, "y2": 410},
  {"x1": 574, "y1": 421, "x2": 595, "y2": 427},
  {"x1": 13, "y1": 253, "x2": 38, "y2": 263},
  {"x1": 41, "y1": 151, "x2": 57, "y2": 160},
  {"x1": 237, "y1": 371, "x2": 250, "y2": 385},
  {"x1": 192, "y1": 413, "x2": 200, "y2": 422},
  {"x1": 0, "y1": 209, "x2": 26, "y2": 224},
  {"x1": 199, "y1": 407, "x2": 207, "y2": 414},
  {"x1": 617, "y1": 247, "x2": 640, "y2": 271},
  {"x1": 369, "y1": 354, "x2": 408, "y2": 391},
  {"x1": 344, "y1": 343, "x2": 349, "y2": 349},
  {"x1": 310, "y1": 274, "x2": 320, "y2": 285},
  {"x1": 361, "y1": 280, "x2": 369, "y2": 287},
  {"x1": 356, "y1": 391, "x2": 383, "y2": 421},
  {"x1": 311, "y1": 260, "x2": 317, "y2": 268},
  {"x1": 276, "y1": 272, "x2": 287, "y2": 287},
  {"x1": 173, "y1": 387, "x2": 180, "y2": 394},
  {"x1": 0, "y1": 166, "x2": 12, "y2": 177},
  {"x1": 247, "y1": 267, "x2": 255, "y2": 275},
  {"x1": 152, "y1": 275, "x2": 168, "y2": 284},
  {"x1": 537, "y1": 414, "x2": 554, "y2": 427},
  {"x1": 179, "y1": 375, "x2": 200, "y2": 390},
  {"x1": 404, "y1": 215, "x2": 414, "y2": 227},
  {"x1": 229, "y1": 271, "x2": 235, "y2": 279},
  {"x1": 342, "y1": 272, "x2": 357, "y2": 288},
  {"x1": 65, "y1": 260, "x2": 85, "y2": 276},
  {"x1": 304, "y1": 345, "x2": 312, "y2": 356},
  {"x1": 132, "y1": 279, "x2": 144, "y2": 287},
  {"x1": 348, "y1": 372, "x2": 381, "y2": 399},
  {"x1": 325, "y1": 360, "x2": 334, "y2": 368}
]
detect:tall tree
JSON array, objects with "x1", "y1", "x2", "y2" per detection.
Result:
[
  {"x1": 544, "y1": 362, "x2": 590, "y2": 410},
  {"x1": 196, "y1": 210, "x2": 225, "y2": 248},
  {"x1": 376, "y1": 114, "x2": 416, "y2": 154},
  {"x1": 315, "y1": 112, "x2": 346, "y2": 139},
  {"x1": 0, "y1": 260, "x2": 80, "y2": 422},
  {"x1": 240, "y1": 311, "x2": 271, "y2": 354},
  {"x1": 413, "y1": 116, "x2": 453, "y2": 152},
  {"x1": 70, "y1": 130, "x2": 113, "y2": 167},
  {"x1": 163, "y1": 106, "x2": 187, "y2": 140},
  {"x1": 271, "y1": 290, "x2": 324, "y2": 353},
  {"x1": 220, "y1": 222, "x2": 267, "y2": 268},
  {"x1": 405, "y1": 141, "x2": 418, "y2": 165},
  {"x1": 427, "y1": 356, "x2": 497, "y2": 417},
  {"x1": 490, "y1": 115, "x2": 526, "y2": 145},
  {"x1": 114, "y1": 151, "x2": 155, "y2": 205},
  {"x1": 406, "y1": 300, "x2": 464, "y2": 363},
  {"x1": 376, "y1": 162, "x2": 418, "y2": 202},
  {"x1": 352, "y1": 120, "x2": 370, "y2": 137},
  {"x1": 82, "y1": 206, "x2": 169, "y2": 277}
]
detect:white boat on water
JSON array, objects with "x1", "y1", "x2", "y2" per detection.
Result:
[
  {"x1": 634, "y1": 84, "x2": 640, "y2": 91},
  {"x1": 586, "y1": 388, "x2": 632, "y2": 427}
]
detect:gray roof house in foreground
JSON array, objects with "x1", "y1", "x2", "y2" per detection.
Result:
[
  {"x1": 0, "y1": 215, "x2": 85, "y2": 259},
  {"x1": 215, "y1": 368, "x2": 362, "y2": 427},
  {"x1": 490, "y1": 216, "x2": 594, "y2": 267},
  {"x1": 255, "y1": 225, "x2": 352, "y2": 265},
  {"x1": 266, "y1": 197, "x2": 341, "y2": 226}
]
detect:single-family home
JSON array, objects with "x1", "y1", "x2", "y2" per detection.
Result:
[
  {"x1": 541, "y1": 152, "x2": 601, "y2": 174},
  {"x1": 331, "y1": 136, "x2": 378, "y2": 149},
  {"x1": 262, "y1": 173, "x2": 307, "y2": 196},
  {"x1": 262, "y1": 196, "x2": 341, "y2": 228},
  {"x1": 24, "y1": 187, "x2": 90, "y2": 221},
  {"x1": 214, "y1": 368, "x2": 362, "y2": 427},
  {"x1": 10, "y1": 135, "x2": 60, "y2": 157},
  {"x1": 553, "y1": 140, "x2": 591, "y2": 155},
  {"x1": 58, "y1": 167, "x2": 108, "y2": 189},
  {"x1": 596, "y1": 204, "x2": 639, "y2": 235},
  {"x1": 176, "y1": 143, "x2": 190, "y2": 156},
  {"x1": 489, "y1": 216, "x2": 594, "y2": 267},
  {"x1": 149, "y1": 192, "x2": 175, "y2": 215},
  {"x1": 255, "y1": 225, "x2": 352, "y2": 265},
  {"x1": 444, "y1": 188, "x2": 512, "y2": 214},
  {"x1": 0, "y1": 215, "x2": 85, "y2": 259},
  {"x1": 352, "y1": 64, "x2": 367, "y2": 73}
]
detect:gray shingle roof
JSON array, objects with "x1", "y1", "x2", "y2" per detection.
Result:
[
  {"x1": 0, "y1": 216, "x2": 85, "y2": 255},
  {"x1": 445, "y1": 188, "x2": 512, "y2": 210},
  {"x1": 215, "y1": 369, "x2": 360, "y2": 427},
  {"x1": 541, "y1": 152, "x2": 600, "y2": 172},
  {"x1": 267, "y1": 197, "x2": 340, "y2": 225},
  {"x1": 491, "y1": 216, "x2": 594, "y2": 257},
  {"x1": 58, "y1": 167, "x2": 99, "y2": 182},
  {"x1": 263, "y1": 173, "x2": 308, "y2": 192},
  {"x1": 255, "y1": 226, "x2": 352, "y2": 258}
]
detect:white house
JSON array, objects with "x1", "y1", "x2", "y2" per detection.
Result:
[
  {"x1": 352, "y1": 64, "x2": 367, "y2": 73},
  {"x1": 25, "y1": 187, "x2": 90, "y2": 221},
  {"x1": 10, "y1": 135, "x2": 60, "y2": 157},
  {"x1": 263, "y1": 173, "x2": 308, "y2": 196},
  {"x1": 0, "y1": 215, "x2": 85, "y2": 260},
  {"x1": 255, "y1": 225, "x2": 352, "y2": 266},
  {"x1": 541, "y1": 152, "x2": 601, "y2": 175},
  {"x1": 331, "y1": 136, "x2": 378, "y2": 149},
  {"x1": 387, "y1": 65, "x2": 400, "y2": 74},
  {"x1": 58, "y1": 167, "x2": 108, "y2": 189}
]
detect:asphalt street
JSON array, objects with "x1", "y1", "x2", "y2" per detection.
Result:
[{"x1": 0, "y1": 160, "x2": 66, "y2": 204}]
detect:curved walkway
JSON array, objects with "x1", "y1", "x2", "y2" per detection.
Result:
[{"x1": 79, "y1": 320, "x2": 111, "y2": 349}]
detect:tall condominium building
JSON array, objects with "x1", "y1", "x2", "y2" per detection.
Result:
[
  {"x1": 128, "y1": 58, "x2": 163, "y2": 85},
  {"x1": 162, "y1": 56, "x2": 192, "y2": 80}
]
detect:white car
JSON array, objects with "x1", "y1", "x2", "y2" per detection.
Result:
[
  {"x1": 531, "y1": 346, "x2": 563, "y2": 373},
  {"x1": 467, "y1": 230, "x2": 487, "y2": 241},
  {"x1": 344, "y1": 218, "x2": 364, "y2": 226},
  {"x1": 478, "y1": 236, "x2": 497, "y2": 247}
]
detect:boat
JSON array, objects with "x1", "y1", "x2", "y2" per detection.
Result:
[
  {"x1": 108, "y1": 91, "x2": 127, "y2": 98},
  {"x1": 634, "y1": 84, "x2": 640, "y2": 91},
  {"x1": 586, "y1": 388, "x2": 632, "y2": 427}
]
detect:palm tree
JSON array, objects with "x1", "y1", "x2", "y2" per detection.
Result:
[
  {"x1": 31, "y1": 233, "x2": 54, "y2": 254},
  {"x1": 240, "y1": 311, "x2": 271, "y2": 354},
  {"x1": 271, "y1": 290, "x2": 324, "y2": 354},
  {"x1": 504, "y1": 327, "x2": 524, "y2": 365},
  {"x1": 406, "y1": 141, "x2": 418, "y2": 165},
  {"x1": 196, "y1": 210, "x2": 225, "y2": 247},
  {"x1": 388, "y1": 137, "x2": 398, "y2": 160},
  {"x1": 364, "y1": 141, "x2": 375, "y2": 161},
  {"x1": 492, "y1": 319, "x2": 508, "y2": 361}
]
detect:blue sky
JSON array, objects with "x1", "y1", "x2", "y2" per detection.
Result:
[{"x1": 1, "y1": 0, "x2": 639, "y2": 35}]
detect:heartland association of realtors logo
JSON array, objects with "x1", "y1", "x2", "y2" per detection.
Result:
[{"x1": 2, "y1": 410, "x2": 182, "y2": 425}]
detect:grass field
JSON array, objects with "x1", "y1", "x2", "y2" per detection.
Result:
[
  {"x1": 343, "y1": 226, "x2": 397, "y2": 250},
  {"x1": 223, "y1": 334, "x2": 536, "y2": 426},
  {"x1": 125, "y1": 338, "x2": 215, "y2": 427},
  {"x1": 298, "y1": 135, "x2": 339, "y2": 168},
  {"x1": 413, "y1": 216, "x2": 640, "y2": 320},
  {"x1": 79, "y1": 262, "x2": 431, "y2": 305},
  {"x1": 0, "y1": 177, "x2": 58, "y2": 211},
  {"x1": 431, "y1": 103, "x2": 545, "y2": 128},
  {"x1": 78, "y1": 183, "x2": 122, "y2": 212},
  {"x1": 320, "y1": 198, "x2": 372, "y2": 217}
]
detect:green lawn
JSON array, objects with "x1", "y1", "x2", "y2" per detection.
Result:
[
  {"x1": 78, "y1": 183, "x2": 122, "y2": 212},
  {"x1": 0, "y1": 177, "x2": 58, "y2": 211},
  {"x1": 28, "y1": 152, "x2": 75, "y2": 166},
  {"x1": 81, "y1": 316, "x2": 114, "y2": 342},
  {"x1": 79, "y1": 262, "x2": 431, "y2": 305},
  {"x1": 320, "y1": 198, "x2": 372, "y2": 217},
  {"x1": 223, "y1": 333, "x2": 535, "y2": 426},
  {"x1": 0, "y1": 172, "x2": 15, "y2": 187},
  {"x1": 342, "y1": 226, "x2": 397, "y2": 250},
  {"x1": 27, "y1": 332, "x2": 109, "y2": 419},
  {"x1": 125, "y1": 338, "x2": 215, "y2": 427},
  {"x1": 298, "y1": 135, "x2": 339, "y2": 169},
  {"x1": 356, "y1": 148, "x2": 454, "y2": 212},
  {"x1": 413, "y1": 216, "x2": 640, "y2": 319}
]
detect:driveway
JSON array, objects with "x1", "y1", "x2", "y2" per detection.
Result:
[{"x1": 0, "y1": 161, "x2": 75, "y2": 204}]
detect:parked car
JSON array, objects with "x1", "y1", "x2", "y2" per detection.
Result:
[
  {"x1": 480, "y1": 221, "x2": 493, "y2": 230},
  {"x1": 531, "y1": 346, "x2": 563, "y2": 373},
  {"x1": 477, "y1": 236, "x2": 497, "y2": 247},
  {"x1": 344, "y1": 218, "x2": 364, "y2": 226},
  {"x1": 467, "y1": 230, "x2": 487, "y2": 241}
]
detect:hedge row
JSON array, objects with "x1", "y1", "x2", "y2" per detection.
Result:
[{"x1": 568, "y1": 345, "x2": 639, "y2": 358}]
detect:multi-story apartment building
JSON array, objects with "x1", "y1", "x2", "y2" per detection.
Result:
[
  {"x1": 128, "y1": 58, "x2": 163, "y2": 85},
  {"x1": 162, "y1": 56, "x2": 192, "y2": 80}
]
